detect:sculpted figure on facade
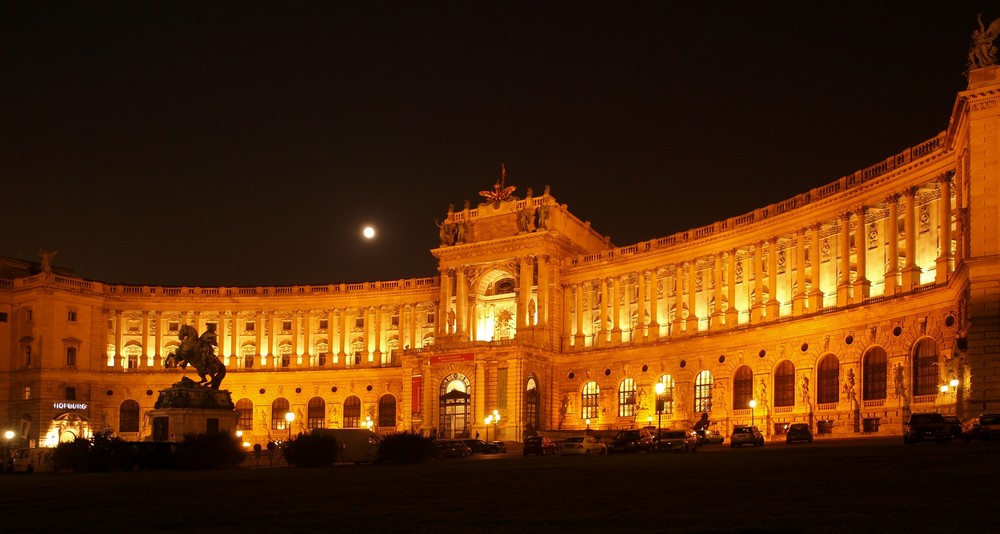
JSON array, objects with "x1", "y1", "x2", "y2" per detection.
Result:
[
  {"x1": 969, "y1": 14, "x2": 1000, "y2": 70},
  {"x1": 39, "y1": 249, "x2": 58, "y2": 273}
]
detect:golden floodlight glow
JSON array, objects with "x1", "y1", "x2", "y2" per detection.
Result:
[{"x1": 363, "y1": 226, "x2": 375, "y2": 239}]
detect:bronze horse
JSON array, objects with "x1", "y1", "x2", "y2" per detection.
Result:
[{"x1": 170, "y1": 324, "x2": 227, "y2": 389}]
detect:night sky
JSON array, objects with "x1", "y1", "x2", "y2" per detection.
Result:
[{"x1": 4, "y1": 1, "x2": 997, "y2": 287}]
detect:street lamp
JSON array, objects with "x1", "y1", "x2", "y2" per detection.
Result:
[
  {"x1": 363, "y1": 415, "x2": 374, "y2": 431},
  {"x1": 3, "y1": 430, "x2": 14, "y2": 475},
  {"x1": 749, "y1": 399, "x2": 757, "y2": 427},
  {"x1": 484, "y1": 415, "x2": 493, "y2": 443},
  {"x1": 654, "y1": 381, "x2": 666, "y2": 444},
  {"x1": 285, "y1": 411, "x2": 295, "y2": 442},
  {"x1": 492, "y1": 410, "x2": 501, "y2": 442},
  {"x1": 585, "y1": 418, "x2": 591, "y2": 435}
]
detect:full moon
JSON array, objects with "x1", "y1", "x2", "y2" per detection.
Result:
[{"x1": 362, "y1": 226, "x2": 376, "y2": 239}]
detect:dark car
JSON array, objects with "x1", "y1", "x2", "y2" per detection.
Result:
[
  {"x1": 962, "y1": 414, "x2": 1000, "y2": 442},
  {"x1": 490, "y1": 441, "x2": 507, "y2": 453},
  {"x1": 435, "y1": 440, "x2": 471, "y2": 459},
  {"x1": 461, "y1": 439, "x2": 501, "y2": 454},
  {"x1": 655, "y1": 429, "x2": 699, "y2": 452},
  {"x1": 608, "y1": 428, "x2": 655, "y2": 453},
  {"x1": 903, "y1": 412, "x2": 951, "y2": 444},
  {"x1": 522, "y1": 436, "x2": 557, "y2": 456},
  {"x1": 785, "y1": 423, "x2": 813, "y2": 444},
  {"x1": 943, "y1": 416, "x2": 963, "y2": 439}
]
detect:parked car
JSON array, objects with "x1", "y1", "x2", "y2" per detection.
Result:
[
  {"x1": 962, "y1": 413, "x2": 1000, "y2": 442},
  {"x1": 785, "y1": 423, "x2": 814, "y2": 444},
  {"x1": 490, "y1": 441, "x2": 507, "y2": 453},
  {"x1": 435, "y1": 440, "x2": 471, "y2": 459},
  {"x1": 943, "y1": 416, "x2": 963, "y2": 439},
  {"x1": 695, "y1": 428, "x2": 725, "y2": 445},
  {"x1": 608, "y1": 428, "x2": 655, "y2": 453},
  {"x1": 461, "y1": 439, "x2": 501, "y2": 454},
  {"x1": 731, "y1": 425, "x2": 765, "y2": 447},
  {"x1": 559, "y1": 435, "x2": 607, "y2": 456},
  {"x1": 903, "y1": 412, "x2": 951, "y2": 444},
  {"x1": 523, "y1": 436, "x2": 557, "y2": 456},
  {"x1": 656, "y1": 429, "x2": 699, "y2": 452}
]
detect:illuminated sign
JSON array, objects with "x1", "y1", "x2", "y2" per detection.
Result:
[
  {"x1": 429, "y1": 353, "x2": 474, "y2": 364},
  {"x1": 53, "y1": 402, "x2": 88, "y2": 410}
]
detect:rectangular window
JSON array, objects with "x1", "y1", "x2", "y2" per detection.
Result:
[
  {"x1": 23, "y1": 386, "x2": 31, "y2": 400},
  {"x1": 68, "y1": 310, "x2": 78, "y2": 322},
  {"x1": 66, "y1": 386, "x2": 76, "y2": 400},
  {"x1": 427, "y1": 312, "x2": 435, "y2": 324},
  {"x1": 282, "y1": 320, "x2": 292, "y2": 331},
  {"x1": 391, "y1": 315, "x2": 400, "y2": 327},
  {"x1": 67, "y1": 347, "x2": 77, "y2": 367},
  {"x1": 24, "y1": 346, "x2": 31, "y2": 366},
  {"x1": 25, "y1": 308, "x2": 33, "y2": 322},
  {"x1": 319, "y1": 319, "x2": 328, "y2": 330},
  {"x1": 355, "y1": 317, "x2": 364, "y2": 329},
  {"x1": 168, "y1": 321, "x2": 179, "y2": 332},
  {"x1": 0, "y1": 311, "x2": 7, "y2": 322},
  {"x1": 245, "y1": 321, "x2": 255, "y2": 332}
]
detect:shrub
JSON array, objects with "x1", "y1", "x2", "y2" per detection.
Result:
[
  {"x1": 282, "y1": 433, "x2": 340, "y2": 468},
  {"x1": 175, "y1": 432, "x2": 246, "y2": 470},
  {"x1": 51, "y1": 430, "x2": 133, "y2": 472},
  {"x1": 377, "y1": 431, "x2": 435, "y2": 464},
  {"x1": 52, "y1": 437, "x2": 92, "y2": 472}
]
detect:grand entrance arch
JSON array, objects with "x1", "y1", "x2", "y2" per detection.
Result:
[
  {"x1": 439, "y1": 373, "x2": 471, "y2": 438},
  {"x1": 46, "y1": 412, "x2": 91, "y2": 446}
]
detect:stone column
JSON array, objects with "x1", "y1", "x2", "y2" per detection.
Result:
[
  {"x1": 538, "y1": 255, "x2": 549, "y2": 328},
  {"x1": 456, "y1": 267, "x2": 468, "y2": 338},
  {"x1": 853, "y1": 207, "x2": 871, "y2": 302},
  {"x1": 611, "y1": 275, "x2": 623, "y2": 343},
  {"x1": 686, "y1": 260, "x2": 698, "y2": 333},
  {"x1": 442, "y1": 268, "x2": 454, "y2": 335},
  {"x1": 902, "y1": 187, "x2": 921, "y2": 291},
  {"x1": 373, "y1": 306, "x2": 383, "y2": 365},
  {"x1": 637, "y1": 270, "x2": 647, "y2": 341},
  {"x1": 726, "y1": 249, "x2": 738, "y2": 327},
  {"x1": 574, "y1": 283, "x2": 586, "y2": 348},
  {"x1": 751, "y1": 244, "x2": 764, "y2": 323},
  {"x1": 598, "y1": 277, "x2": 609, "y2": 345},
  {"x1": 809, "y1": 224, "x2": 823, "y2": 311},
  {"x1": 339, "y1": 308, "x2": 348, "y2": 359},
  {"x1": 673, "y1": 264, "x2": 684, "y2": 334},
  {"x1": 837, "y1": 212, "x2": 852, "y2": 307},
  {"x1": 141, "y1": 311, "x2": 151, "y2": 367},
  {"x1": 885, "y1": 194, "x2": 900, "y2": 296},
  {"x1": 936, "y1": 173, "x2": 953, "y2": 282},
  {"x1": 712, "y1": 255, "x2": 723, "y2": 329},
  {"x1": 154, "y1": 311, "x2": 163, "y2": 366},
  {"x1": 114, "y1": 310, "x2": 123, "y2": 368},
  {"x1": 649, "y1": 268, "x2": 660, "y2": 337},
  {"x1": 766, "y1": 238, "x2": 780, "y2": 320},
  {"x1": 794, "y1": 230, "x2": 807, "y2": 315},
  {"x1": 292, "y1": 310, "x2": 302, "y2": 364},
  {"x1": 518, "y1": 257, "x2": 533, "y2": 330},
  {"x1": 361, "y1": 306, "x2": 371, "y2": 365}
]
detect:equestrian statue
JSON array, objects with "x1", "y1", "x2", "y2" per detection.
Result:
[{"x1": 168, "y1": 324, "x2": 227, "y2": 389}]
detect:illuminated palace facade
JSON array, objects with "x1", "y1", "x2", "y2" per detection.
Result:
[{"x1": 3, "y1": 66, "x2": 1000, "y2": 448}]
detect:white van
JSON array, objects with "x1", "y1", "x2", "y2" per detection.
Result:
[
  {"x1": 12, "y1": 448, "x2": 55, "y2": 473},
  {"x1": 311, "y1": 428, "x2": 382, "y2": 464}
]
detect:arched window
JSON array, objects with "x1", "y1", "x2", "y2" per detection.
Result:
[
  {"x1": 656, "y1": 375, "x2": 675, "y2": 415},
  {"x1": 119, "y1": 399, "x2": 140, "y2": 433},
  {"x1": 271, "y1": 398, "x2": 290, "y2": 430},
  {"x1": 581, "y1": 381, "x2": 599, "y2": 419},
  {"x1": 817, "y1": 354, "x2": 839, "y2": 404},
  {"x1": 733, "y1": 366, "x2": 753, "y2": 410},
  {"x1": 307, "y1": 397, "x2": 325, "y2": 430},
  {"x1": 913, "y1": 338, "x2": 939, "y2": 396},
  {"x1": 618, "y1": 378, "x2": 637, "y2": 417},
  {"x1": 774, "y1": 361, "x2": 795, "y2": 407},
  {"x1": 344, "y1": 396, "x2": 362, "y2": 428},
  {"x1": 694, "y1": 370, "x2": 713, "y2": 413},
  {"x1": 525, "y1": 377, "x2": 540, "y2": 431},
  {"x1": 378, "y1": 395, "x2": 396, "y2": 428},
  {"x1": 863, "y1": 347, "x2": 887, "y2": 400},
  {"x1": 235, "y1": 398, "x2": 254, "y2": 431}
]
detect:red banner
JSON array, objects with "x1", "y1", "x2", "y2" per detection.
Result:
[{"x1": 429, "y1": 352, "x2": 475, "y2": 365}]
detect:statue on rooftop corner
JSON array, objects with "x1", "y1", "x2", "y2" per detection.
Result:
[
  {"x1": 39, "y1": 249, "x2": 58, "y2": 273},
  {"x1": 969, "y1": 13, "x2": 1000, "y2": 71},
  {"x1": 167, "y1": 324, "x2": 227, "y2": 389},
  {"x1": 479, "y1": 163, "x2": 516, "y2": 208}
]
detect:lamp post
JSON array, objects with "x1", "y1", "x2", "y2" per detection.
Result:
[
  {"x1": 484, "y1": 415, "x2": 492, "y2": 443},
  {"x1": 492, "y1": 410, "x2": 501, "y2": 442},
  {"x1": 749, "y1": 399, "x2": 757, "y2": 428},
  {"x1": 654, "y1": 381, "x2": 666, "y2": 444},
  {"x1": 585, "y1": 418, "x2": 591, "y2": 436},
  {"x1": 285, "y1": 411, "x2": 295, "y2": 442}
]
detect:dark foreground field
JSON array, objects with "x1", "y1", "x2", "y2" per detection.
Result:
[{"x1": 2, "y1": 438, "x2": 998, "y2": 533}]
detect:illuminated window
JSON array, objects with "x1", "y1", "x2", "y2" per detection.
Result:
[
  {"x1": 581, "y1": 381, "x2": 599, "y2": 419},
  {"x1": 271, "y1": 398, "x2": 290, "y2": 430},
  {"x1": 236, "y1": 399, "x2": 254, "y2": 431},
  {"x1": 863, "y1": 348, "x2": 887, "y2": 401},
  {"x1": 279, "y1": 343, "x2": 292, "y2": 368},
  {"x1": 913, "y1": 339, "x2": 938, "y2": 396},
  {"x1": 124, "y1": 345, "x2": 141, "y2": 369},
  {"x1": 23, "y1": 386, "x2": 31, "y2": 400},
  {"x1": 308, "y1": 397, "x2": 326, "y2": 430},
  {"x1": 818, "y1": 355, "x2": 839, "y2": 404},
  {"x1": 525, "y1": 377, "x2": 539, "y2": 430},
  {"x1": 694, "y1": 370, "x2": 714, "y2": 413},
  {"x1": 119, "y1": 400, "x2": 140, "y2": 433},
  {"x1": 241, "y1": 344, "x2": 256, "y2": 369},
  {"x1": 378, "y1": 395, "x2": 396, "y2": 428},
  {"x1": 344, "y1": 396, "x2": 361, "y2": 428},
  {"x1": 774, "y1": 361, "x2": 795, "y2": 407},
  {"x1": 656, "y1": 375, "x2": 675, "y2": 415},
  {"x1": 618, "y1": 378, "x2": 637, "y2": 417},
  {"x1": 733, "y1": 366, "x2": 753, "y2": 409}
]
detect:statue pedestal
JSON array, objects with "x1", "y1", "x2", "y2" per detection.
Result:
[{"x1": 147, "y1": 377, "x2": 238, "y2": 442}]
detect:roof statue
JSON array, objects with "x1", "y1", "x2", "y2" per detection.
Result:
[
  {"x1": 479, "y1": 163, "x2": 516, "y2": 208},
  {"x1": 969, "y1": 13, "x2": 1000, "y2": 71}
]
